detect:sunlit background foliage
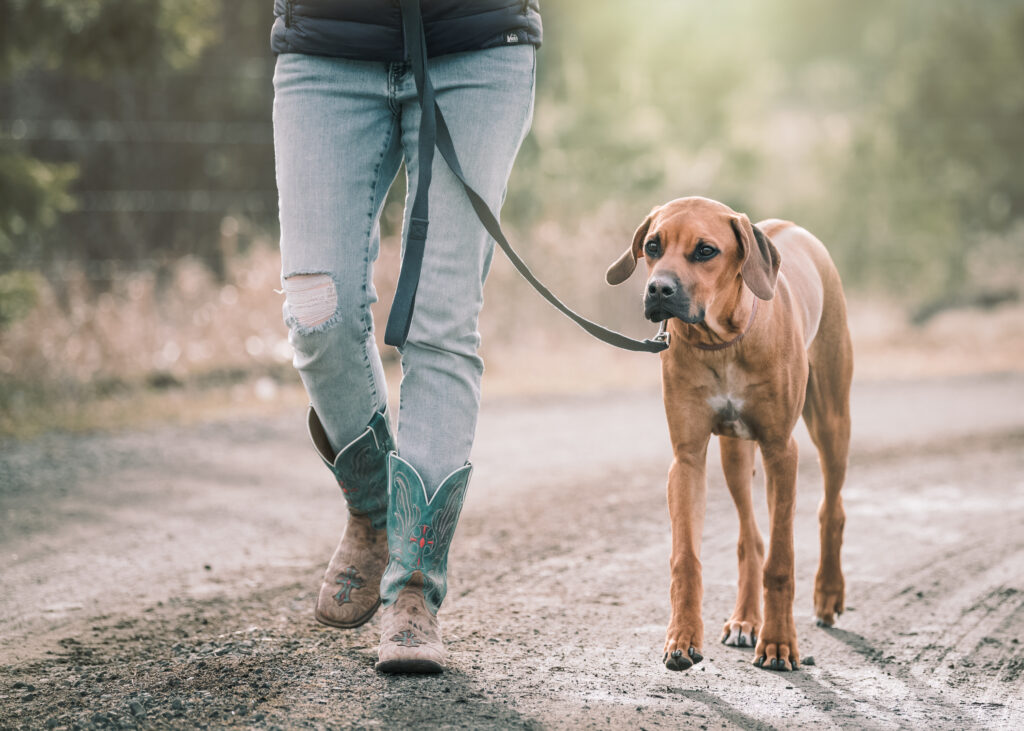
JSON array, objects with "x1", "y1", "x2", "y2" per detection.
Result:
[
  {"x1": 1, "y1": 0, "x2": 1022, "y2": 429},
  {"x1": 517, "y1": 0, "x2": 1024, "y2": 294}
]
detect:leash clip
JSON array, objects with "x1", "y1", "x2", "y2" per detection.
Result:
[{"x1": 653, "y1": 320, "x2": 671, "y2": 348}]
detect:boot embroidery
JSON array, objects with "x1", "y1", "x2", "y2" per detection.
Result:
[
  {"x1": 321, "y1": 409, "x2": 394, "y2": 525},
  {"x1": 336, "y1": 443, "x2": 378, "y2": 494},
  {"x1": 408, "y1": 525, "x2": 436, "y2": 566},
  {"x1": 390, "y1": 630, "x2": 422, "y2": 647},
  {"x1": 381, "y1": 457, "x2": 472, "y2": 614},
  {"x1": 348, "y1": 442, "x2": 381, "y2": 481},
  {"x1": 332, "y1": 566, "x2": 365, "y2": 604}
]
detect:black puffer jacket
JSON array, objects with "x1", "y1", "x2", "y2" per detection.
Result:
[{"x1": 271, "y1": 0, "x2": 542, "y2": 61}]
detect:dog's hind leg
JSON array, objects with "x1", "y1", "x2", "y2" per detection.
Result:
[
  {"x1": 719, "y1": 436, "x2": 764, "y2": 648},
  {"x1": 803, "y1": 338, "x2": 853, "y2": 627}
]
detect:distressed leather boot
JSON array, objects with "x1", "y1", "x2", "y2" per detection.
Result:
[
  {"x1": 376, "y1": 454, "x2": 472, "y2": 673},
  {"x1": 308, "y1": 406, "x2": 395, "y2": 629}
]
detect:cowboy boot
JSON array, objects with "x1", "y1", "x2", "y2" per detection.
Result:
[
  {"x1": 307, "y1": 405, "x2": 395, "y2": 629},
  {"x1": 376, "y1": 453, "x2": 472, "y2": 673}
]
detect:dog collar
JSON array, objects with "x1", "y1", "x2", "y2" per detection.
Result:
[{"x1": 690, "y1": 299, "x2": 759, "y2": 351}]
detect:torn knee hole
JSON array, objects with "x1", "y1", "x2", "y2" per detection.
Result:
[{"x1": 283, "y1": 273, "x2": 338, "y2": 330}]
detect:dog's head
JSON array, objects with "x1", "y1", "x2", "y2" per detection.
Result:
[{"x1": 605, "y1": 197, "x2": 780, "y2": 324}]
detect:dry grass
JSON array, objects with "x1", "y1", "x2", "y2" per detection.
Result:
[
  {"x1": 2, "y1": 237, "x2": 1022, "y2": 439},
  {"x1": 0, "y1": 245, "x2": 301, "y2": 437},
  {"x1": 1, "y1": 247, "x2": 289, "y2": 387}
]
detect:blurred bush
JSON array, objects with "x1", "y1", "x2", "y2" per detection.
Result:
[{"x1": 0, "y1": 151, "x2": 76, "y2": 320}]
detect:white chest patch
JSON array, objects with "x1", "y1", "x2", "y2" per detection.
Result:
[
  {"x1": 708, "y1": 393, "x2": 742, "y2": 415},
  {"x1": 707, "y1": 393, "x2": 753, "y2": 440}
]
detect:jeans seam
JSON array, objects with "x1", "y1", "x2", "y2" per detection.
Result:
[{"x1": 361, "y1": 116, "x2": 399, "y2": 410}]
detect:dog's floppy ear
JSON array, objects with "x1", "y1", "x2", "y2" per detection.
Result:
[
  {"x1": 606, "y1": 208, "x2": 657, "y2": 285},
  {"x1": 730, "y1": 214, "x2": 781, "y2": 300}
]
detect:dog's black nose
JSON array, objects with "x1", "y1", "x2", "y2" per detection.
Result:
[{"x1": 647, "y1": 277, "x2": 676, "y2": 299}]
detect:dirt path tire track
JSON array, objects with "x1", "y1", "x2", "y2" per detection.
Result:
[{"x1": 1, "y1": 375, "x2": 1023, "y2": 729}]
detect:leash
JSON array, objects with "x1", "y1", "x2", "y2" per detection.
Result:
[{"x1": 384, "y1": 0, "x2": 669, "y2": 354}]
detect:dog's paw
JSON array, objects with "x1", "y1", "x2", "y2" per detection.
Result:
[
  {"x1": 663, "y1": 624, "x2": 704, "y2": 671},
  {"x1": 813, "y1": 582, "x2": 845, "y2": 627},
  {"x1": 721, "y1": 618, "x2": 758, "y2": 648},
  {"x1": 753, "y1": 630, "x2": 800, "y2": 671},
  {"x1": 663, "y1": 646, "x2": 703, "y2": 671}
]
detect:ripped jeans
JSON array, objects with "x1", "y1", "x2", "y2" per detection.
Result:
[{"x1": 272, "y1": 47, "x2": 536, "y2": 491}]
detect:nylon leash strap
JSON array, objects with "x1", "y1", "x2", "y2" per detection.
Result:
[{"x1": 385, "y1": 0, "x2": 668, "y2": 354}]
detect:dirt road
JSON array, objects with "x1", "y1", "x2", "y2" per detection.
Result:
[{"x1": 2, "y1": 374, "x2": 1022, "y2": 729}]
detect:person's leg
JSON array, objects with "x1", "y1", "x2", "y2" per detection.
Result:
[
  {"x1": 273, "y1": 52, "x2": 403, "y2": 626},
  {"x1": 274, "y1": 53, "x2": 402, "y2": 450},
  {"x1": 376, "y1": 45, "x2": 536, "y2": 673},
  {"x1": 398, "y1": 45, "x2": 537, "y2": 491}
]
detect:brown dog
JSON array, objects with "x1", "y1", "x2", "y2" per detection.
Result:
[{"x1": 607, "y1": 196, "x2": 852, "y2": 672}]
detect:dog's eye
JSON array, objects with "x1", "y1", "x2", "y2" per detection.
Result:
[
  {"x1": 644, "y1": 239, "x2": 662, "y2": 258},
  {"x1": 693, "y1": 243, "x2": 719, "y2": 261}
]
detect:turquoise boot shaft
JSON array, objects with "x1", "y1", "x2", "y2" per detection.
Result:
[
  {"x1": 308, "y1": 406, "x2": 396, "y2": 530},
  {"x1": 379, "y1": 453, "x2": 472, "y2": 614}
]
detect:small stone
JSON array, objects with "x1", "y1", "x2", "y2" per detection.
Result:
[
  {"x1": 171, "y1": 698, "x2": 184, "y2": 711},
  {"x1": 45, "y1": 719, "x2": 59, "y2": 729},
  {"x1": 128, "y1": 700, "x2": 145, "y2": 717},
  {"x1": 802, "y1": 656, "x2": 815, "y2": 666}
]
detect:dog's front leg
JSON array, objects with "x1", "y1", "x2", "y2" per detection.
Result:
[
  {"x1": 755, "y1": 436, "x2": 800, "y2": 671},
  {"x1": 663, "y1": 442, "x2": 709, "y2": 671}
]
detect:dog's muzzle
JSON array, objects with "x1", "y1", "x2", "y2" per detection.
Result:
[{"x1": 644, "y1": 273, "x2": 704, "y2": 324}]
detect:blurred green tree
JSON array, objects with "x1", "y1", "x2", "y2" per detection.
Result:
[
  {"x1": 0, "y1": 0, "x2": 215, "y2": 324},
  {"x1": 836, "y1": 1, "x2": 1024, "y2": 292},
  {"x1": 761, "y1": 0, "x2": 1024, "y2": 294}
]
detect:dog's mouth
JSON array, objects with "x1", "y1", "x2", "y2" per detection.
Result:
[{"x1": 644, "y1": 302, "x2": 705, "y2": 325}]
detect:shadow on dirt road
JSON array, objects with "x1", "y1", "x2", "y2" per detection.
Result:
[{"x1": 1, "y1": 374, "x2": 1023, "y2": 729}]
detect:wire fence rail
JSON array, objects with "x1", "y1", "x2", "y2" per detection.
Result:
[{"x1": 0, "y1": 119, "x2": 273, "y2": 145}]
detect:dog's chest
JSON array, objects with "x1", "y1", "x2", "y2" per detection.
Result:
[{"x1": 705, "y1": 365, "x2": 755, "y2": 440}]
